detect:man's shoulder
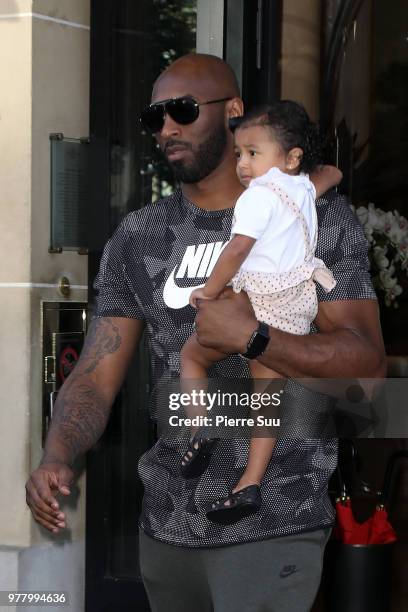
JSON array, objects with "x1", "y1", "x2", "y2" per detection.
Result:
[
  {"x1": 316, "y1": 189, "x2": 365, "y2": 227},
  {"x1": 314, "y1": 190, "x2": 377, "y2": 302},
  {"x1": 316, "y1": 189, "x2": 353, "y2": 219},
  {"x1": 315, "y1": 190, "x2": 367, "y2": 246}
]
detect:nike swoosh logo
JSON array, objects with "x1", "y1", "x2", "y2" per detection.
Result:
[{"x1": 163, "y1": 267, "x2": 205, "y2": 309}]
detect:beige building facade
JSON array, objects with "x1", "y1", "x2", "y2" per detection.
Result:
[{"x1": 0, "y1": 1, "x2": 89, "y2": 609}]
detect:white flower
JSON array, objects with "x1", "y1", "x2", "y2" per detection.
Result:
[
  {"x1": 363, "y1": 203, "x2": 385, "y2": 232},
  {"x1": 355, "y1": 206, "x2": 368, "y2": 225},
  {"x1": 373, "y1": 246, "x2": 389, "y2": 270},
  {"x1": 352, "y1": 202, "x2": 408, "y2": 307},
  {"x1": 379, "y1": 269, "x2": 398, "y2": 290},
  {"x1": 384, "y1": 284, "x2": 403, "y2": 307},
  {"x1": 384, "y1": 221, "x2": 405, "y2": 244},
  {"x1": 394, "y1": 210, "x2": 408, "y2": 232},
  {"x1": 398, "y1": 239, "x2": 408, "y2": 264},
  {"x1": 392, "y1": 284, "x2": 403, "y2": 297},
  {"x1": 372, "y1": 204, "x2": 387, "y2": 232},
  {"x1": 364, "y1": 227, "x2": 374, "y2": 243}
]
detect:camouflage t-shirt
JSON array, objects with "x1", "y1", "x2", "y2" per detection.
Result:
[{"x1": 94, "y1": 188, "x2": 377, "y2": 547}]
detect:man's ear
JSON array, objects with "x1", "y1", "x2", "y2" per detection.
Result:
[
  {"x1": 286, "y1": 147, "x2": 303, "y2": 171},
  {"x1": 226, "y1": 97, "x2": 244, "y2": 123}
]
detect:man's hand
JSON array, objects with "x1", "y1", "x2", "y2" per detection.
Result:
[
  {"x1": 195, "y1": 288, "x2": 257, "y2": 353},
  {"x1": 25, "y1": 463, "x2": 74, "y2": 533}
]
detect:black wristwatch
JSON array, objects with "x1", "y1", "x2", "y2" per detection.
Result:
[{"x1": 241, "y1": 322, "x2": 270, "y2": 359}]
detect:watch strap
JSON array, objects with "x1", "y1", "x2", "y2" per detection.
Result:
[{"x1": 241, "y1": 322, "x2": 270, "y2": 359}]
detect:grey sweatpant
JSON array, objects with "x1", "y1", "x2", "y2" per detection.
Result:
[{"x1": 139, "y1": 527, "x2": 331, "y2": 612}]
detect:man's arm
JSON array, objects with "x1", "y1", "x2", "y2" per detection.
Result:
[
  {"x1": 258, "y1": 298, "x2": 386, "y2": 378},
  {"x1": 42, "y1": 316, "x2": 144, "y2": 464},
  {"x1": 26, "y1": 316, "x2": 144, "y2": 532},
  {"x1": 194, "y1": 290, "x2": 386, "y2": 378},
  {"x1": 310, "y1": 165, "x2": 343, "y2": 198}
]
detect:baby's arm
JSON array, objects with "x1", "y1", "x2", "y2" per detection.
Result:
[
  {"x1": 310, "y1": 165, "x2": 343, "y2": 198},
  {"x1": 190, "y1": 235, "x2": 255, "y2": 307}
]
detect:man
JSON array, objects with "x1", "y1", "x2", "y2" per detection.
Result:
[{"x1": 26, "y1": 54, "x2": 385, "y2": 611}]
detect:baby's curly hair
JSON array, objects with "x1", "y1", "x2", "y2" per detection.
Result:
[{"x1": 231, "y1": 100, "x2": 322, "y2": 174}]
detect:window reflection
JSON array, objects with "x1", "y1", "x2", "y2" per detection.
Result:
[
  {"x1": 110, "y1": 0, "x2": 197, "y2": 229},
  {"x1": 327, "y1": 0, "x2": 408, "y2": 211},
  {"x1": 323, "y1": 0, "x2": 408, "y2": 351}
]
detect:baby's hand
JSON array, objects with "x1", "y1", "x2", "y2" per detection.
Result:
[{"x1": 189, "y1": 288, "x2": 212, "y2": 308}]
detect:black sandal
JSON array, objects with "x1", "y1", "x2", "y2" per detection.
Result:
[
  {"x1": 206, "y1": 485, "x2": 261, "y2": 524},
  {"x1": 180, "y1": 431, "x2": 218, "y2": 479}
]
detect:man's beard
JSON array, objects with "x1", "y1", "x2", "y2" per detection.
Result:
[{"x1": 167, "y1": 123, "x2": 227, "y2": 183}]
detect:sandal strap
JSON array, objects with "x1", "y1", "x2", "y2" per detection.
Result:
[{"x1": 211, "y1": 485, "x2": 261, "y2": 510}]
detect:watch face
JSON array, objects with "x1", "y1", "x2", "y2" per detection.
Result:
[{"x1": 243, "y1": 323, "x2": 269, "y2": 359}]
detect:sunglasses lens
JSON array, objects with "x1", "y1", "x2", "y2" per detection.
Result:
[
  {"x1": 140, "y1": 97, "x2": 199, "y2": 133},
  {"x1": 140, "y1": 105, "x2": 165, "y2": 133},
  {"x1": 167, "y1": 97, "x2": 199, "y2": 125}
]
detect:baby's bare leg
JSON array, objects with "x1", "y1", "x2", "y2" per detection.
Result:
[
  {"x1": 180, "y1": 333, "x2": 227, "y2": 445},
  {"x1": 233, "y1": 360, "x2": 281, "y2": 492},
  {"x1": 181, "y1": 334, "x2": 227, "y2": 418},
  {"x1": 180, "y1": 332, "x2": 227, "y2": 379}
]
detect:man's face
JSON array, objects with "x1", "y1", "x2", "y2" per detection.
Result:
[{"x1": 150, "y1": 72, "x2": 230, "y2": 183}]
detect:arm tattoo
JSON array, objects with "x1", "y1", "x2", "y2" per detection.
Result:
[
  {"x1": 77, "y1": 317, "x2": 122, "y2": 374},
  {"x1": 42, "y1": 318, "x2": 123, "y2": 464},
  {"x1": 47, "y1": 383, "x2": 111, "y2": 463}
]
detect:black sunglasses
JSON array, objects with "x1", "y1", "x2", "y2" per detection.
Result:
[{"x1": 140, "y1": 96, "x2": 233, "y2": 134}]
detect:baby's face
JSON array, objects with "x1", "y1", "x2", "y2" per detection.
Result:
[{"x1": 234, "y1": 125, "x2": 287, "y2": 187}]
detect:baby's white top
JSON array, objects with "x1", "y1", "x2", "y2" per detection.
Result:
[{"x1": 230, "y1": 167, "x2": 317, "y2": 273}]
